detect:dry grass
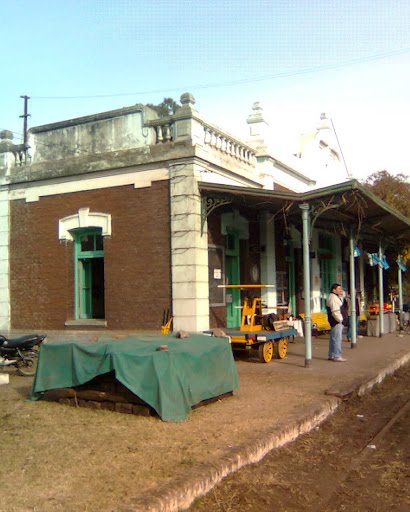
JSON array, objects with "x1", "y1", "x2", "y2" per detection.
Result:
[
  {"x1": 2, "y1": 335, "x2": 408, "y2": 512},
  {"x1": 1, "y1": 355, "x2": 318, "y2": 512},
  {"x1": 1, "y1": 377, "x2": 224, "y2": 512}
]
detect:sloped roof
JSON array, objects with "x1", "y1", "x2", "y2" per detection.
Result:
[{"x1": 199, "y1": 179, "x2": 410, "y2": 249}]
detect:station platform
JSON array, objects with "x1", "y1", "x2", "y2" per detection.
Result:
[{"x1": 2, "y1": 328, "x2": 410, "y2": 511}]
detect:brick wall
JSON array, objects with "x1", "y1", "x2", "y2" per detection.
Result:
[{"x1": 10, "y1": 181, "x2": 171, "y2": 330}]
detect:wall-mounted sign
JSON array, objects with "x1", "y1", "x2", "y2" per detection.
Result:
[{"x1": 208, "y1": 246, "x2": 225, "y2": 306}]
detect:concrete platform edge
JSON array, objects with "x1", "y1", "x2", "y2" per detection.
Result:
[
  {"x1": 357, "y1": 351, "x2": 410, "y2": 397},
  {"x1": 118, "y1": 397, "x2": 340, "y2": 512},
  {"x1": 118, "y1": 350, "x2": 410, "y2": 512}
]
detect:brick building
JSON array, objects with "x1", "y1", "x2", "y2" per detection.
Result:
[{"x1": 1, "y1": 93, "x2": 409, "y2": 336}]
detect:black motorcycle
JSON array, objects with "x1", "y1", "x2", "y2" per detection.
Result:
[{"x1": 0, "y1": 333, "x2": 46, "y2": 376}]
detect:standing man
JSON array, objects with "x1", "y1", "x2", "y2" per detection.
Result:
[{"x1": 326, "y1": 283, "x2": 347, "y2": 362}]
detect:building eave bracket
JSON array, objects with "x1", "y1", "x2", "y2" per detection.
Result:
[{"x1": 201, "y1": 195, "x2": 232, "y2": 236}]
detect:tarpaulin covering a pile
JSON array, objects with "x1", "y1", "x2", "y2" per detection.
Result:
[{"x1": 30, "y1": 333, "x2": 240, "y2": 421}]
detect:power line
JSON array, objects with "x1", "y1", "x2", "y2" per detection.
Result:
[
  {"x1": 30, "y1": 46, "x2": 410, "y2": 100},
  {"x1": 330, "y1": 117, "x2": 351, "y2": 179},
  {"x1": 0, "y1": 129, "x2": 22, "y2": 141}
]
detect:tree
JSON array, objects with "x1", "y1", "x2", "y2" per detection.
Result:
[
  {"x1": 146, "y1": 97, "x2": 181, "y2": 118},
  {"x1": 365, "y1": 171, "x2": 410, "y2": 294},
  {"x1": 364, "y1": 170, "x2": 410, "y2": 218}
]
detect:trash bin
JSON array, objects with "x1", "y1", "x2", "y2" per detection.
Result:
[
  {"x1": 367, "y1": 317, "x2": 379, "y2": 337},
  {"x1": 388, "y1": 312, "x2": 397, "y2": 332}
]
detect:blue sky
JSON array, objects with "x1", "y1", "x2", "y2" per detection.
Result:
[{"x1": 2, "y1": 0, "x2": 410, "y2": 180}]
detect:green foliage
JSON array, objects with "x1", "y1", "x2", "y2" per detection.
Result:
[
  {"x1": 365, "y1": 172, "x2": 410, "y2": 294},
  {"x1": 365, "y1": 170, "x2": 410, "y2": 218},
  {"x1": 146, "y1": 97, "x2": 181, "y2": 118}
]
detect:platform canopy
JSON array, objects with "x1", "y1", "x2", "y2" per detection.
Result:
[{"x1": 199, "y1": 179, "x2": 410, "y2": 249}]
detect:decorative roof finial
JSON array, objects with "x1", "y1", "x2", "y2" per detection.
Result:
[{"x1": 180, "y1": 92, "x2": 196, "y2": 107}]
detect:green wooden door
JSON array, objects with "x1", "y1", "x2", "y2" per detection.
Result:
[
  {"x1": 320, "y1": 258, "x2": 336, "y2": 310},
  {"x1": 319, "y1": 234, "x2": 336, "y2": 311},
  {"x1": 80, "y1": 259, "x2": 92, "y2": 319},
  {"x1": 225, "y1": 231, "x2": 241, "y2": 328},
  {"x1": 74, "y1": 230, "x2": 105, "y2": 320}
]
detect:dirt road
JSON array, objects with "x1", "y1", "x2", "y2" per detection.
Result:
[{"x1": 191, "y1": 362, "x2": 410, "y2": 512}]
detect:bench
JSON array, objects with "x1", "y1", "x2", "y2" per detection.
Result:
[{"x1": 299, "y1": 312, "x2": 331, "y2": 336}]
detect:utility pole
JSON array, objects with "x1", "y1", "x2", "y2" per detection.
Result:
[{"x1": 20, "y1": 95, "x2": 31, "y2": 147}]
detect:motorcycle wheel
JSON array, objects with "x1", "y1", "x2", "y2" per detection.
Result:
[{"x1": 16, "y1": 354, "x2": 38, "y2": 377}]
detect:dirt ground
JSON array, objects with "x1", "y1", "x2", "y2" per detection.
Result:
[
  {"x1": 2, "y1": 373, "x2": 214, "y2": 512},
  {"x1": 1, "y1": 333, "x2": 409, "y2": 512},
  {"x1": 191, "y1": 362, "x2": 410, "y2": 512}
]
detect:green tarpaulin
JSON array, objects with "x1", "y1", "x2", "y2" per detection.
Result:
[{"x1": 31, "y1": 333, "x2": 240, "y2": 421}]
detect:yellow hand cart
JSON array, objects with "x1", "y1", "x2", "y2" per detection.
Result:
[{"x1": 210, "y1": 285, "x2": 297, "y2": 363}]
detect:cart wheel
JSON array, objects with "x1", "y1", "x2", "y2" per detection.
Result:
[
  {"x1": 258, "y1": 341, "x2": 274, "y2": 363},
  {"x1": 274, "y1": 337, "x2": 288, "y2": 359}
]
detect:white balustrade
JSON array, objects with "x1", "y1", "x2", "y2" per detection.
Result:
[
  {"x1": 202, "y1": 125, "x2": 256, "y2": 164},
  {"x1": 149, "y1": 117, "x2": 256, "y2": 165},
  {"x1": 155, "y1": 123, "x2": 173, "y2": 143}
]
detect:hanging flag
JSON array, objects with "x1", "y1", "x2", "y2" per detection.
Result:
[
  {"x1": 372, "y1": 254, "x2": 383, "y2": 268},
  {"x1": 368, "y1": 253, "x2": 387, "y2": 269},
  {"x1": 397, "y1": 259, "x2": 407, "y2": 272},
  {"x1": 367, "y1": 253, "x2": 377, "y2": 266},
  {"x1": 381, "y1": 256, "x2": 390, "y2": 270},
  {"x1": 354, "y1": 246, "x2": 361, "y2": 257}
]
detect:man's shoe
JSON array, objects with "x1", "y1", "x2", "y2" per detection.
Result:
[
  {"x1": 333, "y1": 357, "x2": 347, "y2": 362},
  {"x1": 328, "y1": 357, "x2": 334, "y2": 360}
]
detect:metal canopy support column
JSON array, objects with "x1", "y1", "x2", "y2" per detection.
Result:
[
  {"x1": 349, "y1": 228, "x2": 357, "y2": 348},
  {"x1": 378, "y1": 241, "x2": 384, "y2": 337},
  {"x1": 358, "y1": 242, "x2": 366, "y2": 312},
  {"x1": 299, "y1": 203, "x2": 312, "y2": 368},
  {"x1": 398, "y1": 257, "x2": 404, "y2": 331}
]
